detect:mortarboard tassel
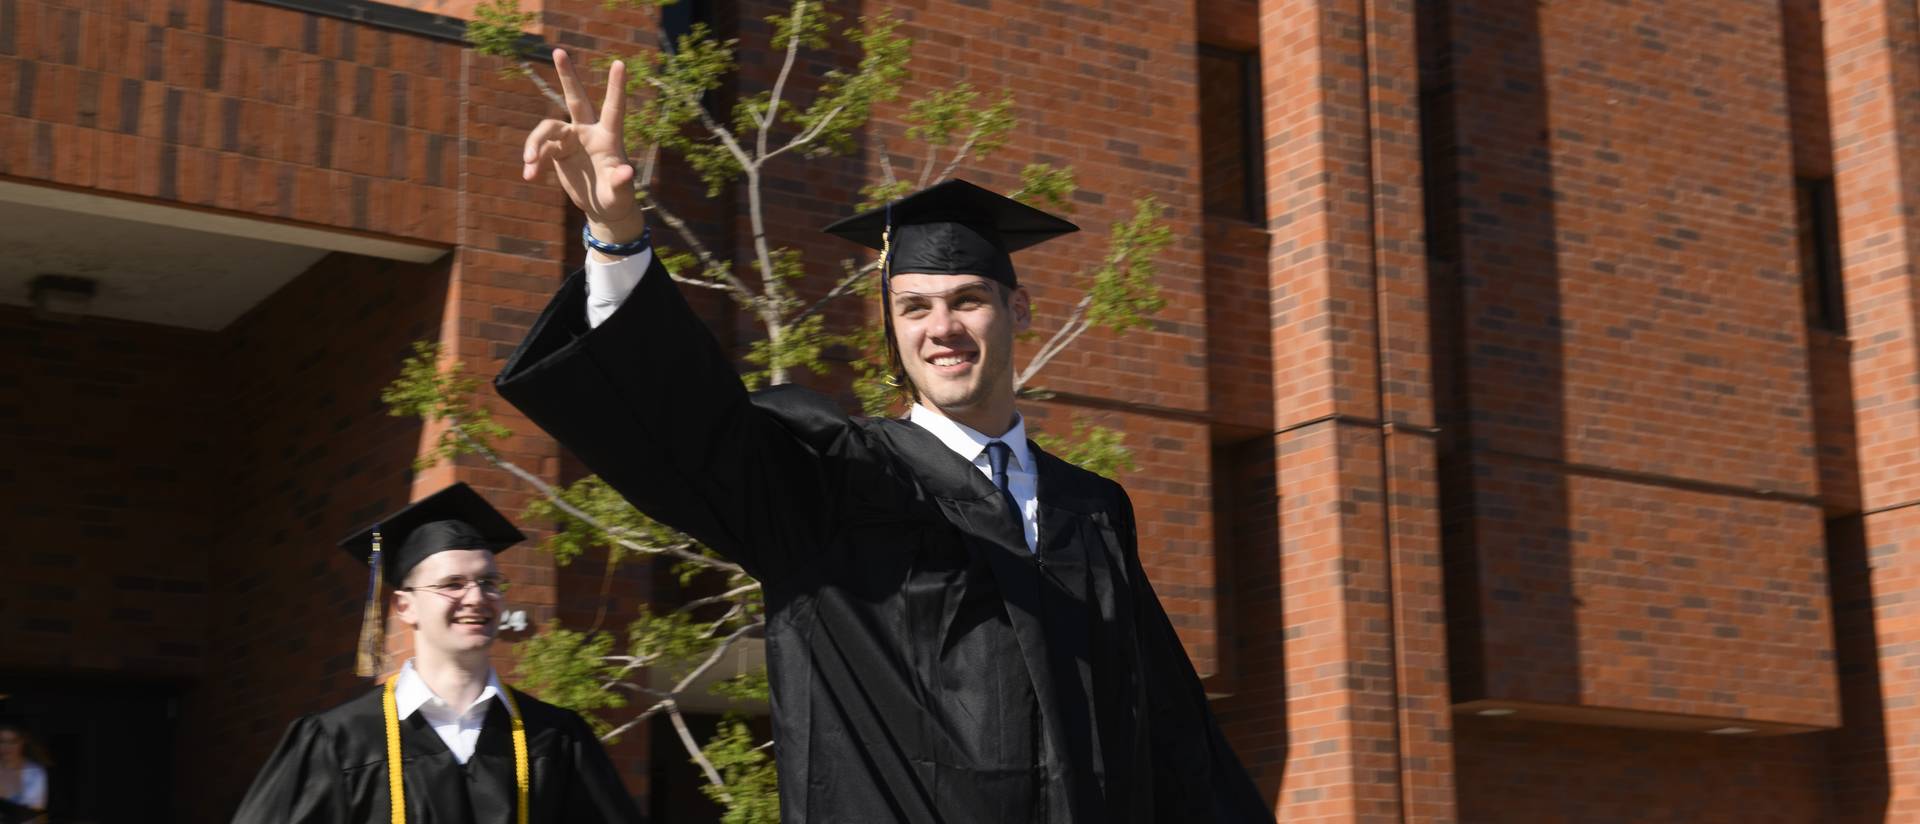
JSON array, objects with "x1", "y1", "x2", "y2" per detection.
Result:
[
  {"x1": 879, "y1": 202, "x2": 911, "y2": 394},
  {"x1": 880, "y1": 201, "x2": 892, "y2": 295},
  {"x1": 354, "y1": 526, "x2": 385, "y2": 678}
]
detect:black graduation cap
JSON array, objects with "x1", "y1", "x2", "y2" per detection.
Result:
[
  {"x1": 822, "y1": 178, "x2": 1079, "y2": 289},
  {"x1": 337, "y1": 482, "x2": 525, "y2": 676},
  {"x1": 338, "y1": 482, "x2": 526, "y2": 581}
]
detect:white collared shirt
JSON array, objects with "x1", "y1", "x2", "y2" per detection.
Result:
[
  {"x1": 391, "y1": 659, "x2": 509, "y2": 764},
  {"x1": 585, "y1": 247, "x2": 655, "y2": 328},
  {"x1": 584, "y1": 252, "x2": 1044, "y2": 552},
  {"x1": 908, "y1": 404, "x2": 1041, "y2": 552}
]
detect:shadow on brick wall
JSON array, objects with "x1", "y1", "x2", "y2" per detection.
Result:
[{"x1": 1420, "y1": 0, "x2": 1580, "y2": 711}]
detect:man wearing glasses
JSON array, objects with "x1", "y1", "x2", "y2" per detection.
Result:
[{"x1": 232, "y1": 483, "x2": 642, "y2": 823}]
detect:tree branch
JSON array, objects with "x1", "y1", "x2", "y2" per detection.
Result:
[
  {"x1": 742, "y1": 170, "x2": 793, "y2": 385},
  {"x1": 915, "y1": 141, "x2": 939, "y2": 188},
  {"x1": 641, "y1": 195, "x2": 759, "y2": 305},
  {"x1": 931, "y1": 133, "x2": 979, "y2": 186},
  {"x1": 642, "y1": 75, "x2": 755, "y2": 171},
  {"x1": 669, "y1": 703, "x2": 731, "y2": 798},
  {"x1": 676, "y1": 583, "x2": 763, "y2": 615},
  {"x1": 671, "y1": 623, "x2": 761, "y2": 696},
  {"x1": 793, "y1": 258, "x2": 880, "y2": 322},
  {"x1": 877, "y1": 136, "x2": 898, "y2": 186},
  {"x1": 669, "y1": 272, "x2": 735, "y2": 291},
  {"x1": 701, "y1": 604, "x2": 747, "y2": 640},
  {"x1": 447, "y1": 428, "x2": 741, "y2": 573},
  {"x1": 519, "y1": 60, "x2": 567, "y2": 110},
  {"x1": 637, "y1": 142, "x2": 660, "y2": 191},
  {"x1": 761, "y1": 103, "x2": 846, "y2": 163},
  {"x1": 598, "y1": 698, "x2": 668, "y2": 744},
  {"x1": 596, "y1": 619, "x2": 760, "y2": 741},
  {"x1": 1014, "y1": 293, "x2": 1093, "y2": 390},
  {"x1": 757, "y1": 0, "x2": 810, "y2": 158}
]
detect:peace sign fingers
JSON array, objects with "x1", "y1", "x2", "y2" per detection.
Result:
[
  {"x1": 553, "y1": 47, "x2": 598, "y2": 125},
  {"x1": 526, "y1": 49, "x2": 644, "y2": 238}
]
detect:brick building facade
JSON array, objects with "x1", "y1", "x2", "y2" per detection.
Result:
[{"x1": 3, "y1": 0, "x2": 1919, "y2": 820}]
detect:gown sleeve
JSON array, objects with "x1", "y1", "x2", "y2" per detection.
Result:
[
  {"x1": 230, "y1": 716, "x2": 347, "y2": 824},
  {"x1": 1116, "y1": 491, "x2": 1275, "y2": 823},
  {"x1": 493, "y1": 252, "x2": 838, "y2": 584}
]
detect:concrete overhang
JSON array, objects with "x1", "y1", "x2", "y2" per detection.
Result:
[{"x1": 0, "y1": 181, "x2": 449, "y2": 331}]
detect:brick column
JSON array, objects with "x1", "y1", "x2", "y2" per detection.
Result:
[
  {"x1": 416, "y1": 46, "x2": 578, "y2": 677},
  {"x1": 1823, "y1": 0, "x2": 1920, "y2": 820},
  {"x1": 1254, "y1": 1, "x2": 1453, "y2": 821}
]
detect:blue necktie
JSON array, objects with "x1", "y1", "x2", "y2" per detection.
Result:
[{"x1": 984, "y1": 441, "x2": 1021, "y2": 527}]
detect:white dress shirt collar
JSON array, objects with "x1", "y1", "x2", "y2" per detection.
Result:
[
  {"x1": 393, "y1": 659, "x2": 507, "y2": 721},
  {"x1": 907, "y1": 404, "x2": 1032, "y2": 472},
  {"x1": 909, "y1": 404, "x2": 1041, "y2": 552}
]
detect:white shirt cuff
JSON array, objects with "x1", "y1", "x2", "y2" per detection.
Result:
[{"x1": 584, "y1": 246, "x2": 654, "y2": 328}]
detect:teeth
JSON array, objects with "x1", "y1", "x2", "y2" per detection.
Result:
[{"x1": 931, "y1": 355, "x2": 967, "y2": 366}]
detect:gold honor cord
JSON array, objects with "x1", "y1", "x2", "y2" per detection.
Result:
[
  {"x1": 382, "y1": 677, "x2": 406, "y2": 824},
  {"x1": 501, "y1": 687, "x2": 531, "y2": 824},
  {"x1": 380, "y1": 677, "x2": 533, "y2": 823}
]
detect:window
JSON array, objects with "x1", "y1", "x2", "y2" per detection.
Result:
[
  {"x1": 661, "y1": 0, "x2": 712, "y2": 53},
  {"x1": 1796, "y1": 177, "x2": 1845, "y2": 333},
  {"x1": 1198, "y1": 45, "x2": 1265, "y2": 223}
]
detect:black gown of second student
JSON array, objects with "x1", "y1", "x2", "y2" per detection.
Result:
[
  {"x1": 494, "y1": 255, "x2": 1270, "y2": 823},
  {"x1": 231, "y1": 687, "x2": 638, "y2": 823}
]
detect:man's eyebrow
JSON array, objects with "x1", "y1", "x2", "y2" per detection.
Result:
[{"x1": 889, "y1": 280, "x2": 997, "y2": 301}]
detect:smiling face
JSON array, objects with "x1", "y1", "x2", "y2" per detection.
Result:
[
  {"x1": 888, "y1": 272, "x2": 1031, "y2": 434},
  {"x1": 391, "y1": 549, "x2": 502, "y2": 658}
]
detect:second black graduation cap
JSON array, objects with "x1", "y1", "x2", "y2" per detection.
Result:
[
  {"x1": 821, "y1": 178, "x2": 1079, "y2": 289},
  {"x1": 337, "y1": 482, "x2": 526, "y2": 584}
]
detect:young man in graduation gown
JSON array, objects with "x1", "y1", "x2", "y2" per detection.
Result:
[
  {"x1": 498, "y1": 50, "x2": 1271, "y2": 823},
  {"x1": 231, "y1": 483, "x2": 643, "y2": 823}
]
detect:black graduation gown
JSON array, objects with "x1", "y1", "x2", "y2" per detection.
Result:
[
  {"x1": 494, "y1": 257, "x2": 1271, "y2": 823},
  {"x1": 230, "y1": 686, "x2": 642, "y2": 823}
]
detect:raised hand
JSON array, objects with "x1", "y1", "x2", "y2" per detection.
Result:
[{"x1": 522, "y1": 49, "x2": 646, "y2": 243}]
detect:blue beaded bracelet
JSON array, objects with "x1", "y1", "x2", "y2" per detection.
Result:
[{"x1": 582, "y1": 224, "x2": 651, "y2": 256}]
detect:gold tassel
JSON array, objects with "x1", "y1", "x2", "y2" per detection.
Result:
[{"x1": 355, "y1": 529, "x2": 385, "y2": 677}]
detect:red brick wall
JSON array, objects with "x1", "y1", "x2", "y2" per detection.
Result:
[
  {"x1": 1821, "y1": 0, "x2": 1920, "y2": 814},
  {"x1": 0, "y1": 0, "x2": 462, "y2": 244},
  {"x1": 1454, "y1": 717, "x2": 1831, "y2": 823},
  {"x1": 179, "y1": 252, "x2": 448, "y2": 821},
  {"x1": 1426, "y1": 0, "x2": 1837, "y2": 728},
  {"x1": 0, "y1": 307, "x2": 217, "y2": 679},
  {"x1": 1249, "y1": 0, "x2": 1454, "y2": 820}
]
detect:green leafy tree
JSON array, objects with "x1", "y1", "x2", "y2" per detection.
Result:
[{"x1": 392, "y1": 2, "x2": 1176, "y2": 818}]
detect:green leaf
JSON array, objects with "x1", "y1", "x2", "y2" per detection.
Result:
[
  {"x1": 522, "y1": 474, "x2": 691, "y2": 567},
  {"x1": 381, "y1": 341, "x2": 513, "y2": 470},
  {"x1": 627, "y1": 607, "x2": 719, "y2": 665},
  {"x1": 784, "y1": 11, "x2": 911, "y2": 157},
  {"x1": 841, "y1": 322, "x2": 907, "y2": 416},
  {"x1": 741, "y1": 314, "x2": 831, "y2": 390},
  {"x1": 1012, "y1": 163, "x2": 1077, "y2": 213},
  {"x1": 1032, "y1": 419, "x2": 1137, "y2": 480},
  {"x1": 700, "y1": 715, "x2": 781, "y2": 824},
  {"x1": 710, "y1": 670, "x2": 771, "y2": 702},
  {"x1": 1084, "y1": 196, "x2": 1172, "y2": 333},
  {"x1": 512, "y1": 621, "x2": 627, "y2": 735},
  {"x1": 620, "y1": 24, "x2": 744, "y2": 195},
  {"x1": 466, "y1": 0, "x2": 536, "y2": 71},
  {"x1": 857, "y1": 179, "x2": 916, "y2": 210},
  {"x1": 767, "y1": 0, "x2": 834, "y2": 52}
]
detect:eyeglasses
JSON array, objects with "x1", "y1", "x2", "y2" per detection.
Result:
[{"x1": 398, "y1": 575, "x2": 512, "y2": 599}]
